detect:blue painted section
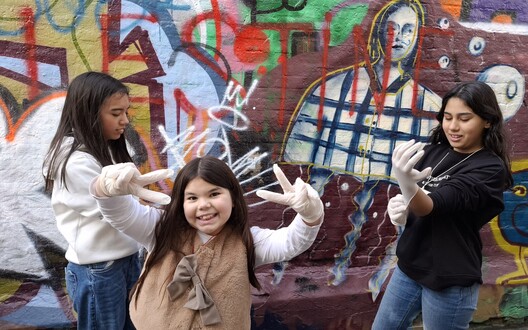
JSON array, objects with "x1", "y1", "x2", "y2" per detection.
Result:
[{"x1": 0, "y1": 285, "x2": 74, "y2": 328}]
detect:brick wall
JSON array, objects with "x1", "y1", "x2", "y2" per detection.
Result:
[{"x1": 0, "y1": 1, "x2": 527, "y2": 329}]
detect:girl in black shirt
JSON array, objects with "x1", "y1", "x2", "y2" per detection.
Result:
[{"x1": 373, "y1": 81, "x2": 513, "y2": 329}]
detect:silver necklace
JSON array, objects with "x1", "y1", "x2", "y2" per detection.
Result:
[{"x1": 422, "y1": 147, "x2": 483, "y2": 187}]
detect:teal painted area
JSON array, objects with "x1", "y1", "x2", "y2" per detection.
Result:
[{"x1": 500, "y1": 286, "x2": 528, "y2": 319}]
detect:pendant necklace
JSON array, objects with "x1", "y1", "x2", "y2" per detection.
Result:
[{"x1": 422, "y1": 147, "x2": 483, "y2": 188}]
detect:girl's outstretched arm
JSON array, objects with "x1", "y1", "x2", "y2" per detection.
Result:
[
  {"x1": 251, "y1": 214, "x2": 321, "y2": 267},
  {"x1": 253, "y1": 164, "x2": 324, "y2": 267}
]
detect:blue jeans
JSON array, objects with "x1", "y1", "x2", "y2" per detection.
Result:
[
  {"x1": 372, "y1": 266, "x2": 480, "y2": 330},
  {"x1": 65, "y1": 253, "x2": 141, "y2": 330}
]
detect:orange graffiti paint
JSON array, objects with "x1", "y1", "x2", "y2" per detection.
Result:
[
  {"x1": 4, "y1": 91, "x2": 67, "y2": 142},
  {"x1": 492, "y1": 14, "x2": 513, "y2": 24},
  {"x1": 440, "y1": 0, "x2": 463, "y2": 19}
]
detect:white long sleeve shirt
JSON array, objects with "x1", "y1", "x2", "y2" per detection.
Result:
[
  {"x1": 90, "y1": 190, "x2": 322, "y2": 267},
  {"x1": 47, "y1": 139, "x2": 139, "y2": 264}
]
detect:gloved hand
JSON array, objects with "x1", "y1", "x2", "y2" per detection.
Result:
[
  {"x1": 391, "y1": 140, "x2": 431, "y2": 205},
  {"x1": 95, "y1": 163, "x2": 174, "y2": 205},
  {"x1": 387, "y1": 194, "x2": 408, "y2": 226},
  {"x1": 256, "y1": 164, "x2": 324, "y2": 224}
]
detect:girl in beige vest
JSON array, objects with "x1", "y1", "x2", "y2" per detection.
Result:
[{"x1": 91, "y1": 156, "x2": 324, "y2": 329}]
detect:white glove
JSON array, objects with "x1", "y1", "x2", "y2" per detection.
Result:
[
  {"x1": 95, "y1": 163, "x2": 174, "y2": 205},
  {"x1": 387, "y1": 194, "x2": 408, "y2": 226},
  {"x1": 256, "y1": 164, "x2": 324, "y2": 224},
  {"x1": 391, "y1": 140, "x2": 431, "y2": 205}
]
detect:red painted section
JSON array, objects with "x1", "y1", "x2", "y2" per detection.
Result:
[{"x1": 234, "y1": 26, "x2": 270, "y2": 63}]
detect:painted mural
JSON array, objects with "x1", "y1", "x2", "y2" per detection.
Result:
[{"x1": 0, "y1": 0, "x2": 527, "y2": 328}]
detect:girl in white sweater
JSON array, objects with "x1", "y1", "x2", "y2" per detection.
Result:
[{"x1": 43, "y1": 72, "x2": 141, "y2": 329}]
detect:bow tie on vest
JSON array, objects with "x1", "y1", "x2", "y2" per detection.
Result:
[
  {"x1": 166, "y1": 254, "x2": 221, "y2": 325},
  {"x1": 129, "y1": 226, "x2": 252, "y2": 329}
]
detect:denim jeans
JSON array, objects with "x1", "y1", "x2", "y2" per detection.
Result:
[
  {"x1": 65, "y1": 253, "x2": 141, "y2": 330},
  {"x1": 372, "y1": 266, "x2": 480, "y2": 330}
]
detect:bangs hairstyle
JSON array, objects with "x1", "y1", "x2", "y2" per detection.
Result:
[{"x1": 133, "y1": 156, "x2": 260, "y2": 306}]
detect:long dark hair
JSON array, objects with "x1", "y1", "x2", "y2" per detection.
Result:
[
  {"x1": 429, "y1": 81, "x2": 513, "y2": 189},
  {"x1": 43, "y1": 71, "x2": 132, "y2": 191},
  {"x1": 133, "y1": 156, "x2": 260, "y2": 304}
]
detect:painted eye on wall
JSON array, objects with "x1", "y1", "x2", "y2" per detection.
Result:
[
  {"x1": 437, "y1": 17, "x2": 450, "y2": 29},
  {"x1": 438, "y1": 55, "x2": 450, "y2": 69},
  {"x1": 469, "y1": 36, "x2": 486, "y2": 56},
  {"x1": 477, "y1": 65, "x2": 525, "y2": 121}
]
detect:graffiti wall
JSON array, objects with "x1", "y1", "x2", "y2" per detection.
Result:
[{"x1": 0, "y1": 0, "x2": 527, "y2": 328}]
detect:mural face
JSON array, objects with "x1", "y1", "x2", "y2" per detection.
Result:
[
  {"x1": 0, "y1": 0, "x2": 527, "y2": 328},
  {"x1": 387, "y1": 6, "x2": 418, "y2": 61}
]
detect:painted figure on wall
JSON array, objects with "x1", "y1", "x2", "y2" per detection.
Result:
[{"x1": 282, "y1": 0, "x2": 441, "y2": 288}]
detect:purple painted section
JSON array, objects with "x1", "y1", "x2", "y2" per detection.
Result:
[{"x1": 468, "y1": 0, "x2": 528, "y2": 23}]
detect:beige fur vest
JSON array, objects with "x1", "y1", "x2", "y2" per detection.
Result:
[{"x1": 130, "y1": 227, "x2": 251, "y2": 329}]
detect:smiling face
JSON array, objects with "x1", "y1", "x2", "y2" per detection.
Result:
[
  {"x1": 183, "y1": 177, "x2": 233, "y2": 236},
  {"x1": 442, "y1": 97, "x2": 490, "y2": 153},
  {"x1": 100, "y1": 92, "x2": 130, "y2": 141},
  {"x1": 386, "y1": 6, "x2": 418, "y2": 61}
]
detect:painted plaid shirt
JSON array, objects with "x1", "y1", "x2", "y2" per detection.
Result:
[{"x1": 283, "y1": 66, "x2": 441, "y2": 182}]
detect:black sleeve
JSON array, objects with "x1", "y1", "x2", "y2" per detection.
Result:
[{"x1": 428, "y1": 160, "x2": 506, "y2": 226}]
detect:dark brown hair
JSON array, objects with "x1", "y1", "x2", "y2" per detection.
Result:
[
  {"x1": 429, "y1": 81, "x2": 513, "y2": 189},
  {"x1": 133, "y1": 156, "x2": 260, "y2": 304},
  {"x1": 43, "y1": 71, "x2": 132, "y2": 191}
]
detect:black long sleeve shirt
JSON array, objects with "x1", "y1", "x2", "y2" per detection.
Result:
[{"x1": 396, "y1": 143, "x2": 507, "y2": 290}]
